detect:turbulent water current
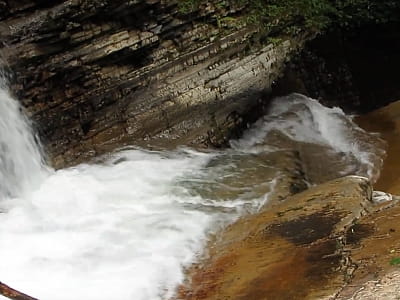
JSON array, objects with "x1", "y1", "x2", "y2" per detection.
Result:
[{"x1": 0, "y1": 85, "x2": 385, "y2": 300}]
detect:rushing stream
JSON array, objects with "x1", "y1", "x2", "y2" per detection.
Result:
[{"x1": 0, "y1": 80, "x2": 385, "y2": 299}]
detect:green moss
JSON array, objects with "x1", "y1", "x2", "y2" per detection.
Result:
[
  {"x1": 178, "y1": 0, "x2": 400, "y2": 35},
  {"x1": 267, "y1": 37, "x2": 283, "y2": 45},
  {"x1": 390, "y1": 257, "x2": 400, "y2": 266},
  {"x1": 216, "y1": 16, "x2": 244, "y2": 29},
  {"x1": 178, "y1": 0, "x2": 201, "y2": 13}
]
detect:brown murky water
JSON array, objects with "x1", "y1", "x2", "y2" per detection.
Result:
[{"x1": 356, "y1": 101, "x2": 400, "y2": 194}]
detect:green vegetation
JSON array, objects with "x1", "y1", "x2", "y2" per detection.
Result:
[
  {"x1": 389, "y1": 257, "x2": 400, "y2": 266},
  {"x1": 178, "y1": 0, "x2": 400, "y2": 35},
  {"x1": 242, "y1": 0, "x2": 335, "y2": 34},
  {"x1": 178, "y1": 0, "x2": 201, "y2": 14}
]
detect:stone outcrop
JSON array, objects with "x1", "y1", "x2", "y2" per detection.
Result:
[
  {"x1": 0, "y1": 0, "x2": 305, "y2": 168},
  {"x1": 178, "y1": 100, "x2": 400, "y2": 300},
  {"x1": 180, "y1": 176, "x2": 375, "y2": 300},
  {"x1": 332, "y1": 196, "x2": 400, "y2": 299}
]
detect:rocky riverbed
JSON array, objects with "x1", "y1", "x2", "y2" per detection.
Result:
[{"x1": 176, "y1": 100, "x2": 400, "y2": 300}]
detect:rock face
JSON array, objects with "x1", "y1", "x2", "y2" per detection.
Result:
[
  {"x1": 275, "y1": 24, "x2": 400, "y2": 113},
  {"x1": 0, "y1": 0, "x2": 304, "y2": 168},
  {"x1": 180, "y1": 176, "x2": 374, "y2": 300}
]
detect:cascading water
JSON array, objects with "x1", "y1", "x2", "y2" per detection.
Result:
[
  {"x1": 0, "y1": 79, "x2": 277, "y2": 300},
  {"x1": 0, "y1": 89, "x2": 385, "y2": 300},
  {"x1": 0, "y1": 76, "x2": 48, "y2": 199},
  {"x1": 231, "y1": 93, "x2": 385, "y2": 183}
]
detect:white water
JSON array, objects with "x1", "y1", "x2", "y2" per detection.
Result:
[
  {"x1": 231, "y1": 93, "x2": 385, "y2": 182},
  {"x1": 0, "y1": 149, "x2": 235, "y2": 300},
  {"x1": 0, "y1": 81, "x2": 273, "y2": 299},
  {"x1": 0, "y1": 80, "x2": 48, "y2": 198},
  {"x1": 0, "y1": 91, "x2": 385, "y2": 300}
]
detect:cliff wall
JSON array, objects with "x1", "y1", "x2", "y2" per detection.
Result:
[
  {"x1": 0, "y1": 0, "x2": 305, "y2": 167},
  {"x1": 275, "y1": 24, "x2": 400, "y2": 113}
]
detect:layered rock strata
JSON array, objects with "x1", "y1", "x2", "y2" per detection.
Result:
[{"x1": 0, "y1": 0, "x2": 304, "y2": 167}]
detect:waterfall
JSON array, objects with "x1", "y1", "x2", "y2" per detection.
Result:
[
  {"x1": 0, "y1": 75, "x2": 48, "y2": 199},
  {"x1": 0, "y1": 90, "x2": 386, "y2": 300}
]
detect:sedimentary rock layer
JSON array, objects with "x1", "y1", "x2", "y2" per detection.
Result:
[{"x1": 0, "y1": 0, "x2": 304, "y2": 167}]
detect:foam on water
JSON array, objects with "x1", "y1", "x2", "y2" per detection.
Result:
[
  {"x1": 232, "y1": 93, "x2": 385, "y2": 181},
  {"x1": 0, "y1": 150, "x2": 209, "y2": 299},
  {"x1": 0, "y1": 148, "x2": 273, "y2": 300},
  {"x1": 0, "y1": 89, "x2": 385, "y2": 300}
]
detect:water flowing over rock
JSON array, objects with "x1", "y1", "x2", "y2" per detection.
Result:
[
  {"x1": 357, "y1": 100, "x2": 400, "y2": 195},
  {"x1": 0, "y1": 2, "x2": 400, "y2": 299},
  {"x1": 0, "y1": 88, "x2": 387, "y2": 300},
  {"x1": 231, "y1": 94, "x2": 386, "y2": 184},
  {"x1": 0, "y1": 75, "x2": 48, "y2": 199}
]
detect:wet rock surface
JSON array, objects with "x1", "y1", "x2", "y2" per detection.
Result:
[
  {"x1": 184, "y1": 149, "x2": 308, "y2": 204},
  {"x1": 177, "y1": 100, "x2": 400, "y2": 300},
  {"x1": 325, "y1": 100, "x2": 400, "y2": 299},
  {"x1": 332, "y1": 200, "x2": 400, "y2": 300},
  {"x1": 179, "y1": 176, "x2": 374, "y2": 300}
]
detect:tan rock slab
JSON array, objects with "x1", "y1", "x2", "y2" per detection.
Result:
[{"x1": 179, "y1": 176, "x2": 373, "y2": 300}]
